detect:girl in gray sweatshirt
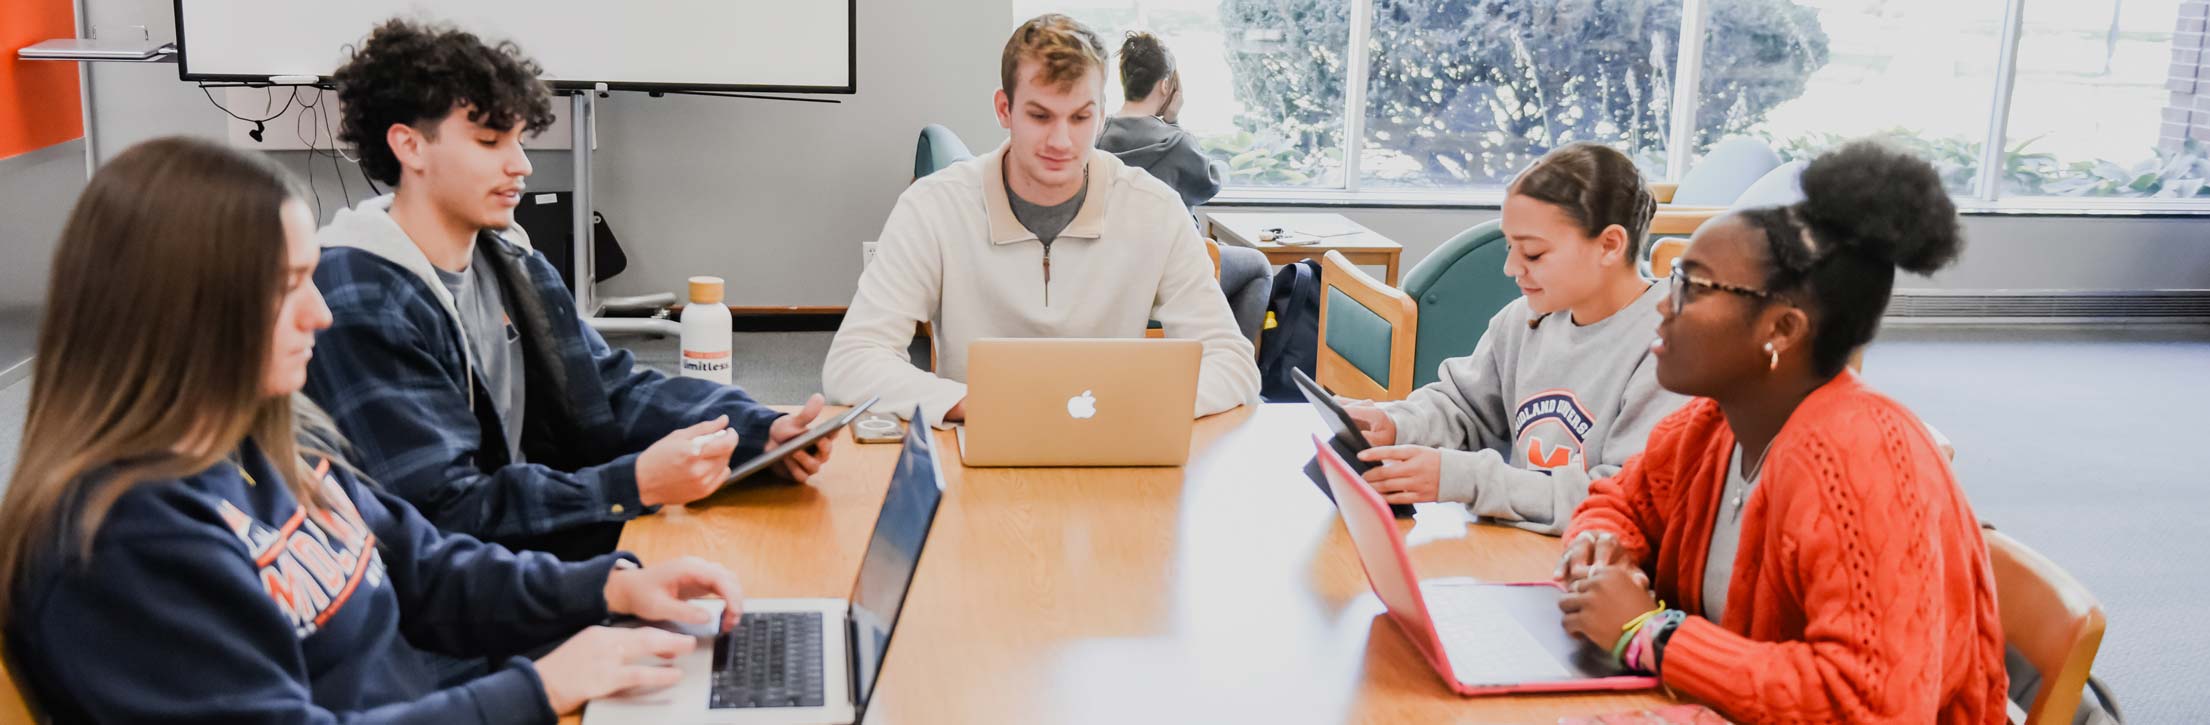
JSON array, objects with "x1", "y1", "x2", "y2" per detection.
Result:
[{"x1": 1345, "y1": 143, "x2": 1690, "y2": 535}]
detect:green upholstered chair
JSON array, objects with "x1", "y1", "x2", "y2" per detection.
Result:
[
  {"x1": 913, "y1": 124, "x2": 974, "y2": 181},
  {"x1": 1317, "y1": 220, "x2": 1517, "y2": 400},
  {"x1": 908, "y1": 124, "x2": 975, "y2": 370}
]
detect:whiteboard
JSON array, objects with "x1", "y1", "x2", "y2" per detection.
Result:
[{"x1": 175, "y1": 0, "x2": 854, "y2": 93}]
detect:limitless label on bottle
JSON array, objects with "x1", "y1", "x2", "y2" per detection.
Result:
[{"x1": 681, "y1": 350, "x2": 732, "y2": 381}]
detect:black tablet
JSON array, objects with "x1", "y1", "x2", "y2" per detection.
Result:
[
  {"x1": 722, "y1": 396, "x2": 878, "y2": 487},
  {"x1": 1290, "y1": 369, "x2": 1416, "y2": 518}
]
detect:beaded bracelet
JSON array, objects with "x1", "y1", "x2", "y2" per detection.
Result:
[
  {"x1": 1648, "y1": 610, "x2": 1688, "y2": 675},
  {"x1": 1610, "y1": 601, "x2": 1668, "y2": 667},
  {"x1": 1623, "y1": 624, "x2": 1649, "y2": 671}
]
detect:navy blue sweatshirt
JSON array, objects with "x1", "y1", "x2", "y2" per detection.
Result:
[{"x1": 7, "y1": 442, "x2": 630, "y2": 723}]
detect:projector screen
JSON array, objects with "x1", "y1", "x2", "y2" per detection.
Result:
[{"x1": 174, "y1": 0, "x2": 854, "y2": 93}]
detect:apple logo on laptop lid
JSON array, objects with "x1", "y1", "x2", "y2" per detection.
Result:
[{"x1": 1067, "y1": 390, "x2": 1097, "y2": 420}]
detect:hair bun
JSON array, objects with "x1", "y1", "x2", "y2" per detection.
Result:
[{"x1": 1795, "y1": 139, "x2": 1963, "y2": 275}]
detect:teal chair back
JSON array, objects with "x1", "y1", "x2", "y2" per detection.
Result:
[
  {"x1": 913, "y1": 124, "x2": 974, "y2": 180},
  {"x1": 1403, "y1": 220, "x2": 1515, "y2": 389}
]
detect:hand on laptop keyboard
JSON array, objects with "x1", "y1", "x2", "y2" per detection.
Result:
[
  {"x1": 536, "y1": 625, "x2": 700, "y2": 714},
  {"x1": 604, "y1": 556, "x2": 746, "y2": 633}
]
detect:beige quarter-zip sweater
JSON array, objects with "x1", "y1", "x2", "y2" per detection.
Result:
[{"x1": 824, "y1": 142, "x2": 1259, "y2": 428}]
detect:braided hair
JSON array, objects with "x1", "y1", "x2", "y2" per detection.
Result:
[{"x1": 1506, "y1": 142, "x2": 1658, "y2": 265}]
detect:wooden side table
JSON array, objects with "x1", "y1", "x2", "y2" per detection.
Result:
[{"x1": 1205, "y1": 211, "x2": 1404, "y2": 286}]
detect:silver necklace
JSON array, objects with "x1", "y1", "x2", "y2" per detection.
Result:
[{"x1": 1730, "y1": 444, "x2": 1767, "y2": 523}]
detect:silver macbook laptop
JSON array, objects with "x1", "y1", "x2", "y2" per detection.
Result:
[
  {"x1": 957, "y1": 338, "x2": 1200, "y2": 467},
  {"x1": 583, "y1": 406, "x2": 946, "y2": 724}
]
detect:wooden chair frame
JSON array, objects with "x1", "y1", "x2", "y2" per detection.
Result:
[
  {"x1": 1986, "y1": 529, "x2": 2106, "y2": 725},
  {"x1": 1316, "y1": 250, "x2": 1418, "y2": 400}
]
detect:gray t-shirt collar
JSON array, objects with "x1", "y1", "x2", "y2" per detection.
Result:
[{"x1": 1003, "y1": 162, "x2": 1089, "y2": 245}]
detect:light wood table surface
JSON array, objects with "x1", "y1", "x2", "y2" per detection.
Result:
[
  {"x1": 1206, "y1": 212, "x2": 1406, "y2": 286},
  {"x1": 573, "y1": 404, "x2": 1677, "y2": 724}
]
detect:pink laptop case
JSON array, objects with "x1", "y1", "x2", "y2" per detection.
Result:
[{"x1": 1314, "y1": 437, "x2": 1657, "y2": 696}]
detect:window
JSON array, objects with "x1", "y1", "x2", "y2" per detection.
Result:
[
  {"x1": 1018, "y1": 0, "x2": 2210, "y2": 210},
  {"x1": 1359, "y1": 1, "x2": 1679, "y2": 187},
  {"x1": 1215, "y1": 0, "x2": 1355, "y2": 187},
  {"x1": 1695, "y1": 0, "x2": 2004, "y2": 196},
  {"x1": 1024, "y1": 0, "x2": 1352, "y2": 188},
  {"x1": 2002, "y1": 0, "x2": 2209, "y2": 199}
]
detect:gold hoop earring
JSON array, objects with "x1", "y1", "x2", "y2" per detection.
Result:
[{"x1": 1765, "y1": 342, "x2": 1779, "y2": 371}]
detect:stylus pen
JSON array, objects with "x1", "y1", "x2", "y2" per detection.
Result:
[{"x1": 688, "y1": 428, "x2": 735, "y2": 457}]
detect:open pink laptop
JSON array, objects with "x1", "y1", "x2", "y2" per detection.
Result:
[{"x1": 1313, "y1": 436, "x2": 1658, "y2": 696}]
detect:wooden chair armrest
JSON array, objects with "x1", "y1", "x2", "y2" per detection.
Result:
[
  {"x1": 1646, "y1": 238, "x2": 1689, "y2": 279},
  {"x1": 1649, "y1": 206, "x2": 1727, "y2": 237}
]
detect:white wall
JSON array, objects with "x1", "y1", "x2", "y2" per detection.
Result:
[
  {"x1": 0, "y1": 140, "x2": 86, "y2": 307},
  {"x1": 588, "y1": 0, "x2": 1009, "y2": 305},
  {"x1": 80, "y1": 0, "x2": 1011, "y2": 306},
  {"x1": 67, "y1": 0, "x2": 2210, "y2": 306}
]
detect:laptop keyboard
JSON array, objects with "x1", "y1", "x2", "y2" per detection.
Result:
[{"x1": 709, "y1": 611, "x2": 828, "y2": 709}]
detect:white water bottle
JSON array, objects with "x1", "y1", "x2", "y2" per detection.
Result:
[{"x1": 680, "y1": 276, "x2": 733, "y2": 385}]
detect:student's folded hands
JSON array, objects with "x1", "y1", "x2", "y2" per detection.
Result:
[
  {"x1": 1554, "y1": 529, "x2": 1637, "y2": 585},
  {"x1": 1556, "y1": 562, "x2": 1656, "y2": 649}
]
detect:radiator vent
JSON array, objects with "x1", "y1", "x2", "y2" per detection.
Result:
[{"x1": 1887, "y1": 289, "x2": 2210, "y2": 323}]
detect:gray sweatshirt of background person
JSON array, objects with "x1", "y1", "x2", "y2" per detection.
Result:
[
  {"x1": 1098, "y1": 116, "x2": 1226, "y2": 209},
  {"x1": 1376, "y1": 282, "x2": 1689, "y2": 535}
]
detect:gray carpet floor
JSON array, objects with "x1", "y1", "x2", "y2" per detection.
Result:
[
  {"x1": 613, "y1": 330, "x2": 834, "y2": 406},
  {"x1": 0, "y1": 324, "x2": 2200, "y2": 719},
  {"x1": 1857, "y1": 324, "x2": 2207, "y2": 722}
]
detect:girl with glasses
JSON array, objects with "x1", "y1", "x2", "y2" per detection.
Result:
[{"x1": 1553, "y1": 141, "x2": 2006, "y2": 723}]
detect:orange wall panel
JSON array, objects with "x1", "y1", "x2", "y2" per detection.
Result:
[{"x1": 0, "y1": 0, "x2": 84, "y2": 161}]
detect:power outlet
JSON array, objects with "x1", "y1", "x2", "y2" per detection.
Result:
[{"x1": 862, "y1": 241, "x2": 879, "y2": 269}]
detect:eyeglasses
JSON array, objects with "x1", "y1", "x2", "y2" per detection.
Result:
[{"x1": 1668, "y1": 258, "x2": 1773, "y2": 315}]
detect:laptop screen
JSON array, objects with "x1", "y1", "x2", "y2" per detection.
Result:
[{"x1": 847, "y1": 407, "x2": 947, "y2": 714}]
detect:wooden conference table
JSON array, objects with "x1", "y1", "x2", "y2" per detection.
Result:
[{"x1": 571, "y1": 404, "x2": 1676, "y2": 724}]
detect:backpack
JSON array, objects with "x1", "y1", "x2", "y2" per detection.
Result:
[{"x1": 1256, "y1": 258, "x2": 1322, "y2": 402}]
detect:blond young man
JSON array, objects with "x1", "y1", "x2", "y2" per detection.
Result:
[{"x1": 825, "y1": 15, "x2": 1259, "y2": 427}]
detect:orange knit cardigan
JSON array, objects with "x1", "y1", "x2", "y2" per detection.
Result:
[{"x1": 1567, "y1": 371, "x2": 2008, "y2": 724}]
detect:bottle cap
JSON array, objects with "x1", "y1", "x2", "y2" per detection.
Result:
[{"x1": 688, "y1": 276, "x2": 725, "y2": 305}]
